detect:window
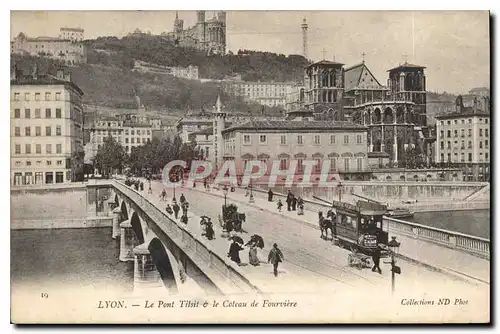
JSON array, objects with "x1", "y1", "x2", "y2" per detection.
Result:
[
  {"x1": 479, "y1": 129, "x2": 483, "y2": 137},
  {"x1": 14, "y1": 109, "x2": 20, "y2": 118},
  {"x1": 35, "y1": 93, "x2": 40, "y2": 101},
  {"x1": 344, "y1": 158, "x2": 349, "y2": 171},
  {"x1": 314, "y1": 135, "x2": 320, "y2": 145},
  {"x1": 279, "y1": 158, "x2": 288, "y2": 170},
  {"x1": 35, "y1": 126, "x2": 41, "y2": 136},
  {"x1": 447, "y1": 153, "x2": 451, "y2": 162},
  {"x1": 297, "y1": 159, "x2": 304, "y2": 172},
  {"x1": 297, "y1": 135, "x2": 303, "y2": 145},
  {"x1": 45, "y1": 108, "x2": 51, "y2": 118},
  {"x1": 14, "y1": 127, "x2": 20, "y2": 137},
  {"x1": 56, "y1": 109, "x2": 61, "y2": 118},
  {"x1": 344, "y1": 135, "x2": 349, "y2": 144},
  {"x1": 56, "y1": 126, "x2": 61, "y2": 136},
  {"x1": 485, "y1": 140, "x2": 488, "y2": 148},
  {"x1": 35, "y1": 109, "x2": 41, "y2": 118},
  {"x1": 142, "y1": 138, "x2": 146, "y2": 143},
  {"x1": 461, "y1": 141, "x2": 465, "y2": 149},
  {"x1": 14, "y1": 93, "x2": 20, "y2": 101},
  {"x1": 131, "y1": 130, "x2": 135, "y2": 135},
  {"x1": 460, "y1": 129, "x2": 464, "y2": 137},
  {"x1": 56, "y1": 160, "x2": 62, "y2": 165},
  {"x1": 440, "y1": 121, "x2": 444, "y2": 125},
  {"x1": 25, "y1": 109, "x2": 30, "y2": 118},
  {"x1": 314, "y1": 158, "x2": 322, "y2": 172},
  {"x1": 486, "y1": 153, "x2": 489, "y2": 160},
  {"x1": 46, "y1": 144, "x2": 52, "y2": 154},
  {"x1": 468, "y1": 129, "x2": 472, "y2": 137},
  {"x1": 131, "y1": 138, "x2": 135, "y2": 144},
  {"x1": 125, "y1": 138, "x2": 129, "y2": 144},
  {"x1": 440, "y1": 130, "x2": 444, "y2": 138},
  {"x1": 461, "y1": 152, "x2": 464, "y2": 162},
  {"x1": 356, "y1": 135, "x2": 362, "y2": 144},
  {"x1": 447, "y1": 141, "x2": 451, "y2": 149},
  {"x1": 25, "y1": 144, "x2": 31, "y2": 154},
  {"x1": 479, "y1": 141, "x2": 483, "y2": 149},
  {"x1": 45, "y1": 172, "x2": 53, "y2": 184},
  {"x1": 447, "y1": 130, "x2": 451, "y2": 138},
  {"x1": 280, "y1": 135, "x2": 287, "y2": 145},
  {"x1": 468, "y1": 119, "x2": 472, "y2": 124},
  {"x1": 468, "y1": 153, "x2": 472, "y2": 162},
  {"x1": 56, "y1": 144, "x2": 62, "y2": 154},
  {"x1": 440, "y1": 141, "x2": 444, "y2": 149},
  {"x1": 147, "y1": 130, "x2": 151, "y2": 135},
  {"x1": 447, "y1": 121, "x2": 451, "y2": 125},
  {"x1": 440, "y1": 153, "x2": 444, "y2": 162},
  {"x1": 357, "y1": 158, "x2": 363, "y2": 171},
  {"x1": 468, "y1": 141, "x2": 472, "y2": 149},
  {"x1": 56, "y1": 172, "x2": 64, "y2": 183},
  {"x1": 485, "y1": 129, "x2": 489, "y2": 137},
  {"x1": 45, "y1": 126, "x2": 51, "y2": 136},
  {"x1": 45, "y1": 92, "x2": 51, "y2": 101},
  {"x1": 259, "y1": 135, "x2": 267, "y2": 144},
  {"x1": 36, "y1": 144, "x2": 41, "y2": 154},
  {"x1": 461, "y1": 119, "x2": 465, "y2": 124},
  {"x1": 330, "y1": 135, "x2": 336, "y2": 144},
  {"x1": 330, "y1": 158, "x2": 336, "y2": 171},
  {"x1": 15, "y1": 144, "x2": 21, "y2": 154},
  {"x1": 25, "y1": 126, "x2": 31, "y2": 136},
  {"x1": 55, "y1": 92, "x2": 61, "y2": 101}
]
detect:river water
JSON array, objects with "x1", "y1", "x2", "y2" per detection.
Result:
[
  {"x1": 11, "y1": 227, "x2": 134, "y2": 291},
  {"x1": 408, "y1": 209, "x2": 490, "y2": 239}
]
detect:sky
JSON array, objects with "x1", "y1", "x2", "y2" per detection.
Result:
[{"x1": 10, "y1": 10, "x2": 490, "y2": 94}]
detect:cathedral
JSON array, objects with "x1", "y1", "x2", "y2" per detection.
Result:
[
  {"x1": 288, "y1": 58, "x2": 429, "y2": 165},
  {"x1": 167, "y1": 11, "x2": 226, "y2": 55}
]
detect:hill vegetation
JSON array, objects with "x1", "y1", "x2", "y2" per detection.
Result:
[
  {"x1": 86, "y1": 35, "x2": 309, "y2": 82},
  {"x1": 10, "y1": 54, "x2": 283, "y2": 116}
]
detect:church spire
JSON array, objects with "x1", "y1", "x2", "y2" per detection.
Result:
[{"x1": 216, "y1": 94, "x2": 222, "y2": 112}]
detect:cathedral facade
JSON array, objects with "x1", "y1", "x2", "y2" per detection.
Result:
[
  {"x1": 168, "y1": 11, "x2": 226, "y2": 55},
  {"x1": 299, "y1": 59, "x2": 429, "y2": 166}
]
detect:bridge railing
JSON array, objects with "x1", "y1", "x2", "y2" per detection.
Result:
[
  {"x1": 110, "y1": 180, "x2": 261, "y2": 294},
  {"x1": 251, "y1": 187, "x2": 490, "y2": 260}
]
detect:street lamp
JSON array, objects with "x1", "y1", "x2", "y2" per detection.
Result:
[
  {"x1": 337, "y1": 181, "x2": 343, "y2": 202},
  {"x1": 222, "y1": 185, "x2": 228, "y2": 208},
  {"x1": 249, "y1": 178, "x2": 255, "y2": 203},
  {"x1": 388, "y1": 236, "x2": 401, "y2": 293}
]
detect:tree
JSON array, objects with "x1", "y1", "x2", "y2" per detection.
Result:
[
  {"x1": 94, "y1": 135, "x2": 126, "y2": 178},
  {"x1": 400, "y1": 147, "x2": 424, "y2": 169},
  {"x1": 71, "y1": 151, "x2": 85, "y2": 182}
]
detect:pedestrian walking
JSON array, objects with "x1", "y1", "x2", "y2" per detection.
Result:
[
  {"x1": 140, "y1": 182, "x2": 144, "y2": 191},
  {"x1": 228, "y1": 240, "x2": 244, "y2": 265},
  {"x1": 268, "y1": 189, "x2": 274, "y2": 202},
  {"x1": 161, "y1": 189, "x2": 167, "y2": 201},
  {"x1": 297, "y1": 197, "x2": 304, "y2": 215},
  {"x1": 172, "y1": 201, "x2": 180, "y2": 219},
  {"x1": 180, "y1": 193, "x2": 186, "y2": 204},
  {"x1": 371, "y1": 247, "x2": 382, "y2": 274},
  {"x1": 292, "y1": 195, "x2": 297, "y2": 211},
  {"x1": 248, "y1": 242, "x2": 260, "y2": 266},
  {"x1": 268, "y1": 243, "x2": 284, "y2": 277},
  {"x1": 277, "y1": 199, "x2": 283, "y2": 212},
  {"x1": 181, "y1": 201, "x2": 189, "y2": 216},
  {"x1": 286, "y1": 190, "x2": 293, "y2": 211},
  {"x1": 165, "y1": 204, "x2": 173, "y2": 215}
]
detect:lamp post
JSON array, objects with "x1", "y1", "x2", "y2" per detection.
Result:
[
  {"x1": 249, "y1": 178, "x2": 255, "y2": 203},
  {"x1": 337, "y1": 181, "x2": 343, "y2": 202},
  {"x1": 388, "y1": 236, "x2": 401, "y2": 294},
  {"x1": 223, "y1": 185, "x2": 228, "y2": 208}
]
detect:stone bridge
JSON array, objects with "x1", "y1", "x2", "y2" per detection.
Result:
[{"x1": 88, "y1": 180, "x2": 261, "y2": 296}]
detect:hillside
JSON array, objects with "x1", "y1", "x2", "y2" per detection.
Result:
[
  {"x1": 10, "y1": 54, "x2": 284, "y2": 116},
  {"x1": 86, "y1": 35, "x2": 309, "y2": 82}
]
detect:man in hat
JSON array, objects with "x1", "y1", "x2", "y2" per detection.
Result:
[{"x1": 268, "y1": 243, "x2": 284, "y2": 277}]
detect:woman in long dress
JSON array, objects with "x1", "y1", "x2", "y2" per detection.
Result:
[{"x1": 248, "y1": 242, "x2": 260, "y2": 266}]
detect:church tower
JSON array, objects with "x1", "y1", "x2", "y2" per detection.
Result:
[
  {"x1": 173, "y1": 11, "x2": 184, "y2": 41},
  {"x1": 212, "y1": 95, "x2": 226, "y2": 171}
]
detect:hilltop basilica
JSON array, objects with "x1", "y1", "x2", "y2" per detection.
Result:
[{"x1": 166, "y1": 11, "x2": 226, "y2": 55}]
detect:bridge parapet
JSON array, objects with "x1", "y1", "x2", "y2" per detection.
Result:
[
  {"x1": 250, "y1": 187, "x2": 490, "y2": 260},
  {"x1": 108, "y1": 180, "x2": 262, "y2": 296}
]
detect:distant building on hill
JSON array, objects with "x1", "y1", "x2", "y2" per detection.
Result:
[
  {"x1": 132, "y1": 60, "x2": 199, "y2": 80},
  {"x1": 11, "y1": 27, "x2": 87, "y2": 65},
  {"x1": 165, "y1": 11, "x2": 226, "y2": 55}
]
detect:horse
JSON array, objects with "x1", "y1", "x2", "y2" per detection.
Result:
[{"x1": 318, "y1": 211, "x2": 334, "y2": 240}]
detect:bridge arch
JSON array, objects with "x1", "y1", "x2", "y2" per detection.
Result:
[
  {"x1": 130, "y1": 211, "x2": 145, "y2": 244},
  {"x1": 120, "y1": 201, "x2": 129, "y2": 221},
  {"x1": 148, "y1": 237, "x2": 179, "y2": 293}
]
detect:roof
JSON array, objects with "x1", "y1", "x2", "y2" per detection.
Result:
[
  {"x1": 344, "y1": 62, "x2": 383, "y2": 92},
  {"x1": 387, "y1": 62, "x2": 426, "y2": 72},
  {"x1": 60, "y1": 27, "x2": 84, "y2": 32},
  {"x1": 11, "y1": 74, "x2": 84, "y2": 96},
  {"x1": 189, "y1": 127, "x2": 213, "y2": 136},
  {"x1": 122, "y1": 121, "x2": 152, "y2": 128},
  {"x1": 435, "y1": 110, "x2": 490, "y2": 120},
  {"x1": 222, "y1": 120, "x2": 367, "y2": 133},
  {"x1": 469, "y1": 87, "x2": 490, "y2": 92},
  {"x1": 306, "y1": 60, "x2": 344, "y2": 68}
]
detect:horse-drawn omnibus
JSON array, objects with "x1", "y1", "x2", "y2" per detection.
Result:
[{"x1": 330, "y1": 200, "x2": 390, "y2": 258}]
